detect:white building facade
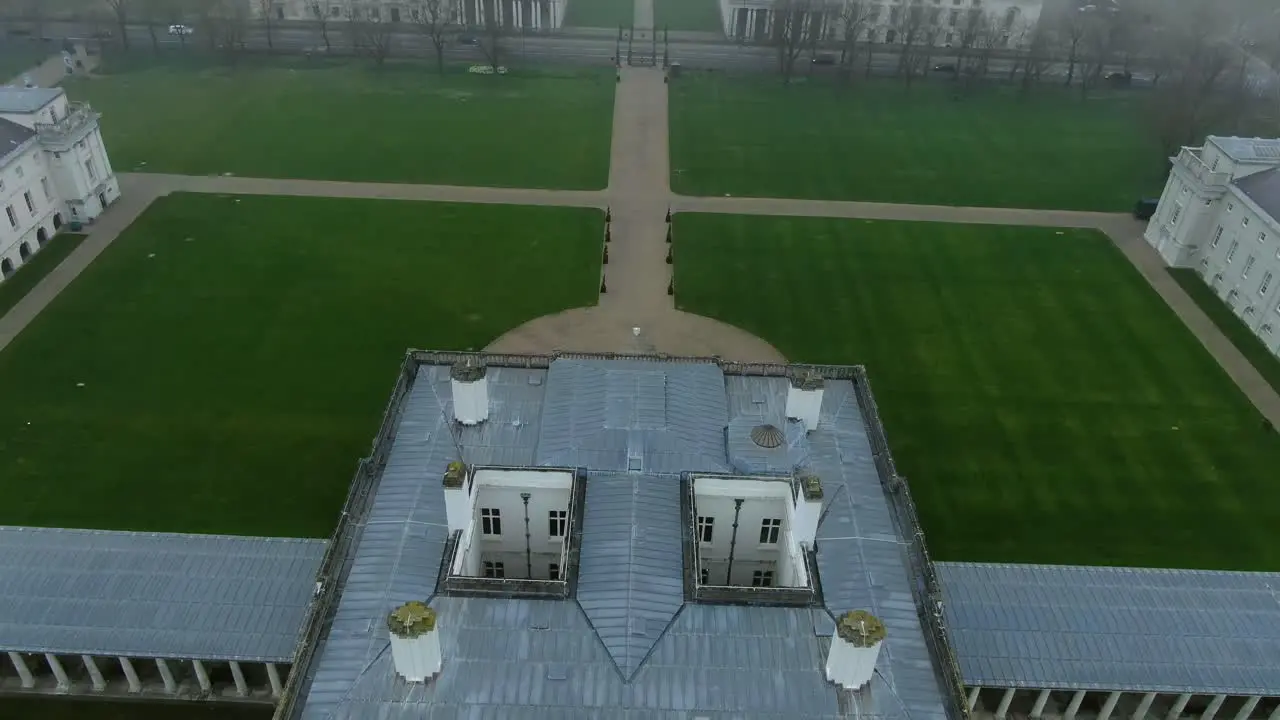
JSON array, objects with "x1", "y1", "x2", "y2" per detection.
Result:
[
  {"x1": 0, "y1": 87, "x2": 119, "y2": 285},
  {"x1": 1143, "y1": 136, "x2": 1280, "y2": 359},
  {"x1": 254, "y1": 0, "x2": 566, "y2": 31},
  {"x1": 719, "y1": 0, "x2": 1042, "y2": 48}
]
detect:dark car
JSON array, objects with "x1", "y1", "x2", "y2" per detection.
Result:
[
  {"x1": 811, "y1": 53, "x2": 836, "y2": 66},
  {"x1": 458, "y1": 34, "x2": 481, "y2": 46},
  {"x1": 91, "y1": 29, "x2": 114, "y2": 39},
  {"x1": 6, "y1": 27, "x2": 32, "y2": 37},
  {"x1": 1106, "y1": 71, "x2": 1133, "y2": 88},
  {"x1": 1133, "y1": 198, "x2": 1159, "y2": 221}
]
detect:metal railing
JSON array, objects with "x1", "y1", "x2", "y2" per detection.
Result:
[
  {"x1": 1176, "y1": 147, "x2": 1231, "y2": 187},
  {"x1": 851, "y1": 366, "x2": 969, "y2": 720},
  {"x1": 33, "y1": 102, "x2": 96, "y2": 144}
]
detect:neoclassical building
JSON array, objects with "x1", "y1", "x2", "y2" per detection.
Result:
[
  {"x1": 1144, "y1": 136, "x2": 1280, "y2": 358},
  {"x1": 0, "y1": 87, "x2": 119, "y2": 285},
  {"x1": 255, "y1": 0, "x2": 567, "y2": 31}
]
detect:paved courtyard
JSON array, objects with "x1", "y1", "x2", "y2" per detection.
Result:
[{"x1": 0, "y1": 63, "x2": 1277, "y2": 427}]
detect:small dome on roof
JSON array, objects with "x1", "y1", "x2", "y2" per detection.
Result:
[{"x1": 750, "y1": 424, "x2": 786, "y2": 449}]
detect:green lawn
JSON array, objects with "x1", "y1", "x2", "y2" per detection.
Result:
[
  {"x1": 674, "y1": 214, "x2": 1280, "y2": 571},
  {"x1": 0, "y1": 193, "x2": 602, "y2": 537},
  {"x1": 1171, "y1": 268, "x2": 1280, "y2": 397},
  {"x1": 669, "y1": 74, "x2": 1167, "y2": 211},
  {"x1": 654, "y1": 0, "x2": 724, "y2": 32},
  {"x1": 0, "y1": 42, "x2": 49, "y2": 81},
  {"x1": 0, "y1": 698, "x2": 269, "y2": 720},
  {"x1": 0, "y1": 233, "x2": 87, "y2": 317},
  {"x1": 563, "y1": 0, "x2": 633, "y2": 28},
  {"x1": 64, "y1": 58, "x2": 614, "y2": 189}
]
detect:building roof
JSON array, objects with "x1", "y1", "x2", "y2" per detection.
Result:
[
  {"x1": 1208, "y1": 136, "x2": 1280, "y2": 165},
  {"x1": 1232, "y1": 167, "x2": 1280, "y2": 223},
  {"x1": 937, "y1": 562, "x2": 1280, "y2": 695},
  {"x1": 0, "y1": 526, "x2": 327, "y2": 662},
  {"x1": 293, "y1": 355, "x2": 951, "y2": 720},
  {"x1": 0, "y1": 116, "x2": 35, "y2": 164},
  {"x1": 0, "y1": 86, "x2": 63, "y2": 113}
]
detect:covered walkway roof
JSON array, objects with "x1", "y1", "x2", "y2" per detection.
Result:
[
  {"x1": 0, "y1": 526, "x2": 326, "y2": 663},
  {"x1": 937, "y1": 562, "x2": 1280, "y2": 696}
]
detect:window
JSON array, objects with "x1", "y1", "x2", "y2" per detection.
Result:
[
  {"x1": 1181, "y1": 185, "x2": 1188, "y2": 196},
  {"x1": 40, "y1": 177, "x2": 50, "y2": 202},
  {"x1": 330, "y1": 4, "x2": 341, "y2": 16},
  {"x1": 697, "y1": 516, "x2": 714, "y2": 543},
  {"x1": 483, "y1": 561, "x2": 505, "y2": 578},
  {"x1": 886, "y1": 28, "x2": 896, "y2": 42},
  {"x1": 1260, "y1": 272, "x2": 1273, "y2": 295},
  {"x1": 1211, "y1": 226, "x2": 1223, "y2": 248},
  {"x1": 1169, "y1": 204, "x2": 1182, "y2": 226},
  {"x1": 390, "y1": 7, "x2": 400, "y2": 21},
  {"x1": 1260, "y1": 232, "x2": 1268, "y2": 244},
  {"x1": 948, "y1": 9, "x2": 958, "y2": 25},
  {"x1": 15, "y1": 165, "x2": 23, "y2": 179},
  {"x1": 1227, "y1": 241, "x2": 1239, "y2": 262},
  {"x1": 481, "y1": 508, "x2": 502, "y2": 535},
  {"x1": 369, "y1": 6, "x2": 379, "y2": 19},
  {"x1": 548, "y1": 509, "x2": 567, "y2": 538},
  {"x1": 1243, "y1": 217, "x2": 1250, "y2": 227},
  {"x1": 700, "y1": 568, "x2": 710, "y2": 584},
  {"x1": 1243, "y1": 256, "x2": 1256, "y2": 279},
  {"x1": 759, "y1": 518, "x2": 782, "y2": 544},
  {"x1": 751, "y1": 570, "x2": 775, "y2": 587},
  {"x1": 23, "y1": 191, "x2": 34, "y2": 214},
  {"x1": 85, "y1": 158, "x2": 98, "y2": 183},
  {"x1": 276, "y1": 5, "x2": 285, "y2": 19},
  {"x1": 1212, "y1": 157, "x2": 1220, "y2": 171},
  {"x1": 1228, "y1": 203, "x2": 1235, "y2": 213},
  {"x1": 548, "y1": 562, "x2": 560, "y2": 579},
  {"x1": 5, "y1": 205, "x2": 16, "y2": 229},
  {"x1": 1263, "y1": 324, "x2": 1274, "y2": 335}
]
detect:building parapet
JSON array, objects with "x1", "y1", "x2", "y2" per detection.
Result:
[
  {"x1": 1175, "y1": 147, "x2": 1231, "y2": 187},
  {"x1": 34, "y1": 102, "x2": 97, "y2": 146}
]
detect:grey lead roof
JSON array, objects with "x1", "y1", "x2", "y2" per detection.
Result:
[
  {"x1": 937, "y1": 562, "x2": 1280, "y2": 695},
  {"x1": 0, "y1": 116, "x2": 35, "y2": 165},
  {"x1": 295, "y1": 357, "x2": 949, "y2": 719},
  {"x1": 0, "y1": 526, "x2": 326, "y2": 662},
  {"x1": 1232, "y1": 167, "x2": 1280, "y2": 223},
  {"x1": 0, "y1": 86, "x2": 62, "y2": 113}
]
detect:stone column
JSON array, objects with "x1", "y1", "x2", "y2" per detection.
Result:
[
  {"x1": 1099, "y1": 692, "x2": 1123, "y2": 720},
  {"x1": 996, "y1": 689, "x2": 1017, "y2": 720},
  {"x1": 966, "y1": 687, "x2": 983, "y2": 713},
  {"x1": 266, "y1": 662, "x2": 284, "y2": 698},
  {"x1": 1168, "y1": 694, "x2": 1193, "y2": 720},
  {"x1": 45, "y1": 653, "x2": 70, "y2": 689},
  {"x1": 1235, "y1": 697, "x2": 1261, "y2": 720},
  {"x1": 192, "y1": 659, "x2": 212, "y2": 692},
  {"x1": 1268, "y1": 700, "x2": 1280, "y2": 720},
  {"x1": 1065, "y1": 690, "x2": 1087, "y2": 720},
  {"x1": 1203, "y1": 696, "x2": 1227, "y2": 720},
  {"x1": 119, "y1": 657, "x2": 141, "y2": 693},
  {"x1": 155, "y1": 658, "x2": 177, "y2": 694},
  {"x1": 7, "y1": 651, "x2": 34, "y2": 688},
  {"x1": 229, "y1": 661, "x2": 249, "y2": 697},
  {"x1": 82, "y1": 655, "x2": 106, "y2": 691},
  {"x1": 1134, "y1": 692, "x2": 1158, "y2": 720},
  {"x1": 1031, "y1": 689, "x2": 1051, "y2": 719}
]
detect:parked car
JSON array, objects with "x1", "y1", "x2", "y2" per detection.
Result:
[
  {"x1": 1133, "y1": 198, "x2": 1159, "y2": 221},
  {"x1": 6, "y1": 27, "x2": 32, "y2": 37},
  {"x1": 1106, "y1": 71, "x2": 1133, "y2": 88},
  {"x1": 811, "y1": 52, "x2": 836, "y2": 66},
  {"x1": 167, "y1": 24, "x2": 193, "y2": 36},
  {"x1": 90, "y1": 29, "x2": 114, "y2": 39},
  {"x1": 457, "y1": 34, "x2": 480, "y2": 46},
  {"x1": 932, "y1": 63, "x2": 957, "y2": 73}
]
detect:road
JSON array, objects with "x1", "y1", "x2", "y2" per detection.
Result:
[{"x1": 17, "y1": 18, "x2": 1132, "y2": 78}]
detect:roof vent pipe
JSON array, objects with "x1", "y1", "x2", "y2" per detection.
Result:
[
  {"x1": 450, "y1": 360, "x2": 489, "y2": 425},
  {"x1": 786, "y1": 370, "x2": 825, "y2": 432},
  {"x1": 825, "y1": 610, "x2": 885, "y2": 691},
  {"x1": 388, "y1": 601, "x2": 442, "y2": 683}
]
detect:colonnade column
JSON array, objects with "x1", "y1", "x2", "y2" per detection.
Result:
[
  {"x1": 1134, "y1": 692, "x2": 1157, "y2": 720},
  {"x1": 1168, "y1": 694, "x2": 1193, "y2": 720},
  {"x1": 82, "y1": 655, "x2": 106, "y2": 691},
  {"x1": 1065, "y1": 690, "x2": 1087, "y2": 720},
  {"x1": 229, "y1": 660, "x2": 249, "y2": 697},
  {"x1": 118, "y1": 656, "x2": 141, "y2": 693},
  {"x1": 1030, "y1": 689, "x2": 1051, "y2": 719},
  {"x1": 192, "y1": 659, "x2": 212, "y2": 693},
  {"x1": 1099, "y1": 691, "x2": 1123, "y2": 720},
  {"x1": 995, "y1": 688, "x2": 1016, "y2": 720},
  {"x1": 155, "y1": 658, "x2": 177, "y2": 694},
  {"x1": 45, "y1": 653, "x2": 70, "y2": 689},
  {"x1": 7, "y1": 651, "x2": 34, "y2": 688},
  {"x1": 1234, "y1": 698, "x2": 1261, "y2": 720},
  {"x1": 266, "y1": 662, "x2": 284, "y2": 698},
  {"x1": 1202, "y1": 695, "x2": 1227, "y2": 720},
  {"x1": 966, "y1": 687, "x2": 982, "y2": 713}
]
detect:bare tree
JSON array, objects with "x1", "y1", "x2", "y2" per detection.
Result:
[
  {"x1": 772, "y1": 0, "x2": 816, "y2": 85},
  {"x1": 837, "y1": 0, "x2": 872, "y2": 82},
  {"x1": 1058, "y1": 9, "x2": 1087, "y2": 86},
  {"x1": 257, "y1": 0, "x2": 275, "y2": 52},
  {"x1": 892, "y1": 1, "x2": 929, "y2": 85},
  {"x1": 1016, "y1": 20, "x2": 1056, "y2": 95},
  {"x1": 476, "y1": 0, "x2": 506, "y2": 72},
  {"x1": 411, "y1": 0, "x2": 458, "y2": 73},
  {"x1": 106, "y1": 0, "x2": 131, "y2": 50},
  {"x1": 310, "y1": 1, "x2": 333, "y2": 52},
  {"x1": 345, "y1": 3, "x2": 396, "y2": 66},
  {"x1": 952, "y1": 6, "x2": 984, "y2": 78}
]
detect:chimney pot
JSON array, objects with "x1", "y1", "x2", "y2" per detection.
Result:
[
  {"x1": 786, "y1": 369, "x2": 825, "y2": 432},
  {"x1": 826, "y1": 610, "x2": 885, "y2": 691},
  {"x1": 388, "y1": 601, "x2": 442, "y2": 683},
  {"x1": 450, "y1": 359, "x2": 489, "y2": 425}
]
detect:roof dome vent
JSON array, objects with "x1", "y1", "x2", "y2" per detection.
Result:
[{"x1": 750, "y1": 424, "x2": 786, "y2": 449}]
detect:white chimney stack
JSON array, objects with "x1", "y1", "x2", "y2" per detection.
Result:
[
  {"x1": 442, "y1": 461, "x2": 472, "y2": 532},
  {"x1": 388, "y1": 601, "x2": 442, "y2": 683},
  {"x1": 450, "y1": 360, "x2": 489, "y2": 425},
  {"x1": 786, "y1": 370, "x2": 824, "y2": 432},
  {"x1": 792, "y1": 473, "x2": 824, "y2": 547},
  {"x1": 826, "y1": 610, "x2": 885, "y2": 691}
]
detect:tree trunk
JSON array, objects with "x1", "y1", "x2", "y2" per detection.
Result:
[
  {"x1": 1065, "y1": 41, "x2": 1078, "y2": 85},
  {"x1": 265, "y1": 18, "x2": 274, "y2": 52},
  {"x1": 117, "y1": 14, "x2": 130, "y2": 50},
  {"x1": 148, "y1": 23, "x2": 158, "y2": 52},
  {"x1": 435, "y1": 41, "x2": 445, "y2": 73}
]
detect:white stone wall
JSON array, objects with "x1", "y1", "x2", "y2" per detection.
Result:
[
  {"x1": 255, "y1": 0, "x2": 565, "y2": 30},
  {"x1": 692, "y1": 477, "x2": 805, "y2": 588},
  {"x1": 459, "y1": 469, "x2": 573, "y2": 580},
  {"x1": 0, "y1": 143, "x2": 69, "y2": 284}
]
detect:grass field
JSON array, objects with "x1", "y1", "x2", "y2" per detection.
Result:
[
  {"x1": 654, "y1": 0, "x2": 724, "y2": 32},
  {"x1": 0, "y1": 41, "x2": 49, "y2": 81},
  {"x1": 0, "y1": 193, "x2": 602, "y2": 537},
  {"x1": 0, "y1": 233, "x2": 87, "y2": 317},
  {"x1": 64, "y1": 57, "x2": 614, "y2": 189},
  {"x1": 1171, "y1": 268, "x2": 1280, "y2": 397},
  {"x1": 669, "y1": 74, "x2": 1167, "y2": 211},
  {"x1": 673, "y1": 214, "x2": 1280, "y2": 571},
  {"x1": 0, "y1": 698, "x2": 269, "y2": 720},
  {"x1": 563, "y1": 0, "x2": 633, "y2": 28}
]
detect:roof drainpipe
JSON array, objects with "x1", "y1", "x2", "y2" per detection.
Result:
[
  {"x1": 825, "y1": 610, "x2": 886, "y2": 691},
  {"x1": 388, "y1": 601, "x2": 442, "y2": 683},
  {"x1": 793, "y1": 473, "x2": 824, "y2": 548},
  {"x1": 450, "y1": 359, "x2": 489, "y2": 426},
  {"x1": 786, "y1": 370, "x2": 825, "y2": 432}
]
